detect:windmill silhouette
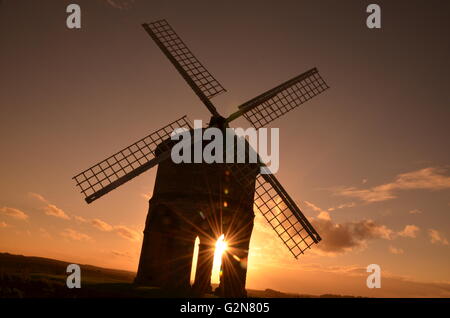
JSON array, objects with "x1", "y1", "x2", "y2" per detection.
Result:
[{"x1": 72, "y1": 19, "x2": 329, "y2": 297}]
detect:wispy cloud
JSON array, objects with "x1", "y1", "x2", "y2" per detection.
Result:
[
  {"x1": 428, "y1": 229, "x2": 449, "y2": 246},
  {"x1": 114, "y1": 225, "x2": 141, "y2": 242},
  {"x1": 60, "y1": 228, "x2": 92, "y2": 242},
  {"x1": 91, "y1": 218, "x2": 114, "y2": 232},
  {"x1": 304, "y1": 201, "x2": 356, "y2": 219},
  {"x1": 42, "y1": 204, "x2": 70, "y2": 220},
  {"x1": 300, "y1": 263, "x2": 367, "y2": 276},
  {"x1": 408, "y1": 209, "x2": 422, "y2": 215},
  {"x1": 73, "y1": 215, "x2": 88, "y2": 223},
  {"x1": 0, "y1": 221, "x2": 9, "y2": 228},
  {"x1": 304, "y1": 201, "x2": 331, "y2": 220},
  {"x1": 28, "y1": 192, "x2": 49, "y2": 204},
  {"x1": 90, "y1": 218, "x2": 142, "y2": 242},
  {"x1": 333, "y1": 167, "x2": 450, "y2": 203},
  {"x1": 389, "y1": 246, "x2": 405, "y2": 255},
  {"x1": 0, "y1": 206, "x2": 29, "y2": 220},
  {"x1": 304, "y1": 201, "x2": 322, "y2": 213},
  {"x1": 29, "y1": 193, "x2": 141, "y2": 242},
  {"x1": 327, "y1": 202, "x2": 356, "y2": 212},
  {"x1": 398, "y1": 225, "x2": 420, "y2": 238},
  {"x1": 29, "y1": 192, "x2": 71, "y2": 220}
]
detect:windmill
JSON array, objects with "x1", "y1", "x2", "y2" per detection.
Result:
[{"x1": 72, "y1": 19, "x2": 329, "y2": 297}]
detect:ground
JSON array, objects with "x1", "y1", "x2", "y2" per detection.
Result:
[{"x1": 0, "y1": 253, "x2": 358, "y2": 298}]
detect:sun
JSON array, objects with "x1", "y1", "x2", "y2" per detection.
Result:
[
  {"x1": 215, "y1": 234, "x2": 228, "y2": 256},
  {"x1": 211, "y1": 234, "x2": 228, "y2": 284}
]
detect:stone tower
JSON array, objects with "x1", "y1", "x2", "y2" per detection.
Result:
[{"x1": 135, "y1": 130, "x2": 258, "y2": 297}]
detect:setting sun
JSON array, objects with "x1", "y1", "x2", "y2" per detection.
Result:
[{"x1": 211, "y1": 234, "x2": 228, "y2": 284}]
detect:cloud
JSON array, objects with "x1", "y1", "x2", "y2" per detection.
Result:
[
  {"x1": 60, "y1": 228, "x2": 92, "y2": 241},
  {"x1": 73, "y1": 215, "x2": 88, "y2": 223},
  {"x1": 0, "y1": 221, "x2": 9, "y2": 228},
  {"x1": 89, "y1": 218, "x2": 141, "y2": 242},
  {"x1": 304, "y1": 201, "x2": 355, "y2": 216},
  {"x1": 335, "y1": 186, "x2": 395, "y2": 203},
  {"x1": 29, "y1": 192, "x2": 141, "y2": 243},
  {"x1": 304, "y1": 201, "x2": 323, "y2": 213},
  {"x1": 0, "y1": 206, "x2": 29, "y2": 220},
  {"x1": 113, "y1": 225, "x2": 141, "y2": 242},
  {"x1": 104, "y1": 0, "x2": 135, "y2": 9},
  {"x1": 42, "y1": 204, "x2": 70, "y2": 220},
  {"x1": 253, "y1": 198, "x2": 419, "y2": 264},
  {"x1": 29, "y1": 192, "x2": 71, "y2": 220},
  {"x1": 28, "y1": 192, "x2": 49, "y2": 204},
  {"x1": 304, "y1": 199, "x2": 355, "y2": 219},
  {"x1": 302, "y1": 201, "x2": 396, "y2": 255},
  {"x1": 398, "y1": 225, "x2": 420, "y2": 238},
  {"x1": 303, "y1": 201, "x2": 331, "y2": 220},
  {"x1": 300, "y1": 263, "x2": 367, "y2": 276},
  {"x1": 327, "y1": 202, "x2": 356, "y2": 212},
  {"x1": 317, "y1": 211, "x2": 331, "y2": 221},
  {"x1": 91, "y1": 218, "x2": 114, "y2": 232},
  {"x1": 334, "y1": 167, "x2": 450, "y2": 203},
  {"x1": 408, "y1": 209, "x2": 422, "y2": 214},
  {"x1": 310, "y1": 217, "x2": 394, "y2": 255},
  {"x1": 389, "y1": 246, "x2": 404, "y2": 255},
  {"x1": 428, "y1": 229, "x2": 449, "y2": 246}
]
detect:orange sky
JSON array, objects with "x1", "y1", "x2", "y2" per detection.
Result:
[{"x1": 0, "y1": 0, "x2": 449, "y2": 297}]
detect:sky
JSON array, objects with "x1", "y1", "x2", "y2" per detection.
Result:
[{"x1": 0, "y1": 0, "x2": 449, "y2": 297}]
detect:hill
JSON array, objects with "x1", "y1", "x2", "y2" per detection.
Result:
[{"x1": 0, "y1": 252, "x2": 357, "y2": 298}]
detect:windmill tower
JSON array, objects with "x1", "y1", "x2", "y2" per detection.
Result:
[{"x1": 72, "y1": 19, "x2": 329, "y2": 297}]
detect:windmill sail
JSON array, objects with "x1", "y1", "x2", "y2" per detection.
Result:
[
  {"x1": 142, "y1": 19, "x2": 226, "y2": 117},
  {"x1": 256, "y1": 170, "x2": 321, "y2": 258},
  {"x1": 226, "y1": 138, "x2": 321, "y2": 259},
  {"x1": 230, "y1": 68, "x2": 328, "y2": 128},
  {"x1": 72, "y1": 116, "x2": 192, "y2": 204}
]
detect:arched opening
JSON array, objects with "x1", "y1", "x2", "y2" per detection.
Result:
[
  {"x1": 190, "y1": 236, "x2": 200, "y2": 286},
  {"x1": 190, "y1": 235, "x2": 228, "y2": 287}
]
